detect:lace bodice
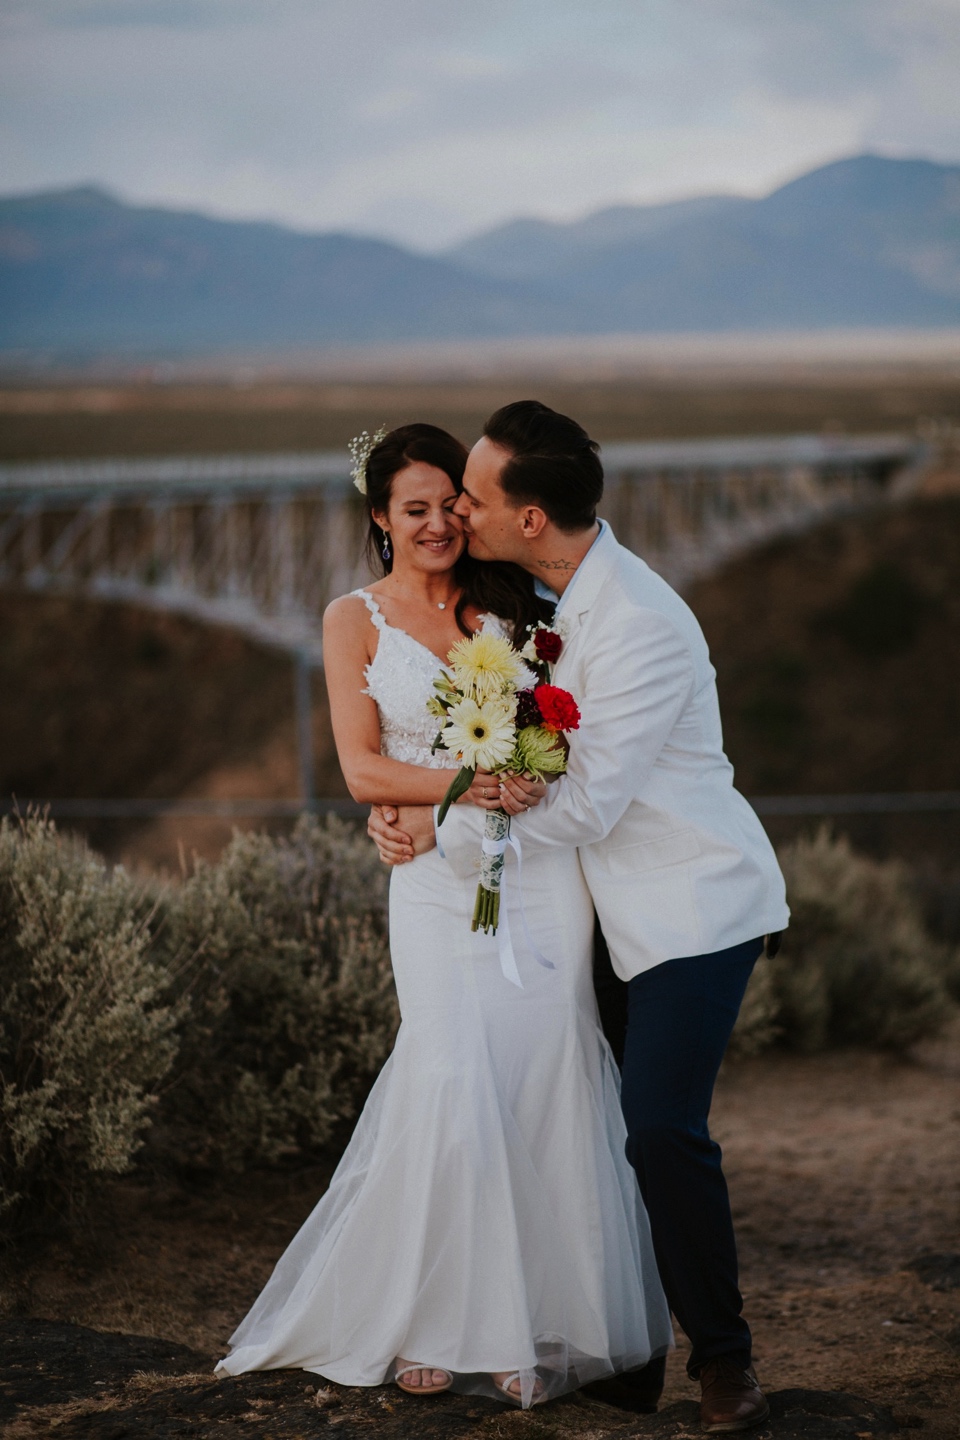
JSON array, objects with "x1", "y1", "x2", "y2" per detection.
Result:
[{"x1": 354, "y1": 589, "x2": 508, "y2": 769}]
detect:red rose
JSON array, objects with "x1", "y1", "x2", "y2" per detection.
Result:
[
  {"x1": 534, "y1": 684, "x2": 580, "y2": 733},
  {"x1": 533, "y1": 628, "x2": 563, "y2": 664}
]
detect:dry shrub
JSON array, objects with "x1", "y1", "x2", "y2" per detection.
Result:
[
  {"x1": 732, "y1": 827, "x2": 955, "y2": 1057},
  {"x1": 0, "y1": 816, "x2": 176, "y2": 1237},
  {"x1": 6, "y1": 803, "x2": 952, "y2": 1237},
  {"x1": 156, "y1": 814, "x2": 397, "y2": 1173},
  {"x1": 0, "y1": 812, "x2": 396, "y2": 1235},
  {"x1": 727, "y1": 957, "x2": 781, "y2": 1058},
  {"x1": 910, "y1": 859, "x2": 960, "y2": 997}
]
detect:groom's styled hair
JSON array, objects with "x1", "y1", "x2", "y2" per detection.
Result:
[{"x1": 483, "y1": 400, "x2": 603, "y2": 533}]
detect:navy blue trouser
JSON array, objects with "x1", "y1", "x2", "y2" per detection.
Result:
[{"x1": 593, "y1": 921, "x2": 762, "y2": 1377}]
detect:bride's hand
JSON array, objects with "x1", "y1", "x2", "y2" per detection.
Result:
[
  {"x1": 466, "y1": 770, "x2": 508, "y2": 810},
  {"x1": 496, "y1": 773, "x2": 547, "y2": 816},
  {"x1": 467, "y1": 771, "x2": 547, "y2": 813}
]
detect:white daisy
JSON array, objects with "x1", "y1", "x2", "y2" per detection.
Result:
[{"x1": 442, "y1": 697, "x2": 516, "y2": 771}]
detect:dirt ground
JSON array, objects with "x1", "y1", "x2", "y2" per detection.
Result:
[{"x1": 3, "y1": 1033, "x2": 958, "y2": 1438}]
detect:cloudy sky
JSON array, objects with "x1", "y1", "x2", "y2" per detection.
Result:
[{"x1": 2, "y1": 0, "x2": 959, "y2": 251}]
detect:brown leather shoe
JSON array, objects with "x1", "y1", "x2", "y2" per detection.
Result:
[{"x1": 699, "y1": 1358, "x2": 770, "y2": 1433}]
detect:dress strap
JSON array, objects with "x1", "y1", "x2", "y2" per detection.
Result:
[{"x1": 352, "y1": 587, "x2": 387, "y2": 631}]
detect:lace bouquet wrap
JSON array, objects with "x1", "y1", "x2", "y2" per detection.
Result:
[{"x1": 429, "y1": 624, "x2": 580, "y2": 934}]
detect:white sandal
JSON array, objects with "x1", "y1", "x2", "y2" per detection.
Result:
[
  {"x1": 494, "y1": 1371, "x2": 546, "y2": 1406},
  {"x1": 395, "y1": 1362, "x2": 453, "y2": 1396}
]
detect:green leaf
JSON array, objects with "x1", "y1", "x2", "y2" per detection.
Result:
[{"x1": 436, "y1": 766, "x2": 475, "y2": 826}]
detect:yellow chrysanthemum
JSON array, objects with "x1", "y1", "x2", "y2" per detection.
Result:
[
  {"x1": 448, "y1": 632, "x2": 526, "y2": 702},
  {"x1": 443, "y1": 697, "x2": 516, "y2": 771}
]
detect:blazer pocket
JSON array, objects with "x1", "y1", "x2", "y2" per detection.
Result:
[{"x1": 605, "y1": 828, "x2": 701, "y2": 877}]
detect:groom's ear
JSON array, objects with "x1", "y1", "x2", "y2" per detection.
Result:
[{"x1": 518, "y1": 505, "x2": 549, "y2": 539}]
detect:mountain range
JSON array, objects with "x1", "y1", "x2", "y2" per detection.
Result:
[{"x1": 2, "y1": 155, "x2": 959, "y2": 355}]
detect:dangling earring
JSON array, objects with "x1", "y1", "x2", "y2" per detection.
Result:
[{"x1": 381, "y1": 529, "x2": 391, "y2": 563}]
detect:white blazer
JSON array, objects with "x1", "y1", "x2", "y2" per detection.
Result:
[{"x1": 438, "y1": 522, "x2": 790, "y2": 981}]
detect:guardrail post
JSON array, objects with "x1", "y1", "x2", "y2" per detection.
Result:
[{"x1": 294, "y1": 648, "x2": 315, "y2": 808}]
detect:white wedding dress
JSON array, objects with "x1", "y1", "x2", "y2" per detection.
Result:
[{"x1": 216, "y1": 593, "x2": 672, "y2": 1407}]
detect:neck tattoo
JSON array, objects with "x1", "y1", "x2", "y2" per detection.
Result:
[{"x1": 537, "y1": 558, "x2": 577, "y2": 572}]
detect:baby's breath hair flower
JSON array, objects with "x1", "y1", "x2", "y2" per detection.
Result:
[
  {"x1": 448, "y1": 631, "x2": 526, "y2": 703},
  {"x1": 443, "y1": 696, "x2": 516, "y2": 771},
  {"x1": 348, "y1": 425, "x2": 388, "y2": 495}
]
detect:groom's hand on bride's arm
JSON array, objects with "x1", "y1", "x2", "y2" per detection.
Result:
[
  {"x1": 368, "y1": 805, "x2": 436, "y2": 864},
  {"x1": 368, "y1": 772, "x2": 547, "y2": 864}
]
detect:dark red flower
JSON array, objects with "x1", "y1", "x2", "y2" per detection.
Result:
[
  {"x1": 534, "y1": 684, "x2": 580, "y2": 733},
  {"x1": 515, "y1": 689, "x2": 543, "y2": 728},
  {"x1": 533, "y1": 628, "x2": 563, "y2": 664}
]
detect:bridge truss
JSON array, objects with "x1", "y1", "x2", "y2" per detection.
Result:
[
  {"x1": 0, "y1": 432, "x2": 928, "y2": 670},
  {"x1": 0, "y1": 433, "x2": 929, "y2": 802}
]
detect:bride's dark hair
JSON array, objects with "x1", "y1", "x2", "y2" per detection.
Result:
[{"x1": 363, "y1": 423, "x2": 553, "y2": 642}]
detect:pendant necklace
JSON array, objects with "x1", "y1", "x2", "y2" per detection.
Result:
[{"x1": 385, "y1": 581, "x2": 456, "y2": 611}]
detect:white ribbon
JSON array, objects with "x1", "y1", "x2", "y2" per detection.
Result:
[
  {"x1": 506, "y1": 830, "x2": 557, "y2": 973},
  {"x1": 491, "y1": 827, "x2": 557, "y2": 988},
  {"x1": 494, "y1": 895, "x2": 524, "y2": 988}
]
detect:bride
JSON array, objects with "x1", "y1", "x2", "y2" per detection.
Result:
[{"x1": 215, "y1": 423, "x2": 672, "y2": 1409}]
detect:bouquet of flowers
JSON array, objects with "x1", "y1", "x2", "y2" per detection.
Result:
[{"x1": 428, "y1": 622, "x2": 580, "y2": 934}]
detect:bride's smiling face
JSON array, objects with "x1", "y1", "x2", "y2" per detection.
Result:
[{"x1": 372, "y1": 462, "x2": 466, "y2": 574}]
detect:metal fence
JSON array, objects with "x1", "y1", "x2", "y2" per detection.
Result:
[{"x1": 5, "y1": 793, "x2": 960, "y2": 822}]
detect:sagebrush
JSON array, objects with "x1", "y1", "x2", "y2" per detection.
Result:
[
  {"x1": 3, "y1": 812, "x2": 956, "y2": 1240},
  {"x1": 0, "y1": 816, "x2": 176, "y2": 1236},
  {"x1": 732, "y1": 827, "x2": 956, "y2": 1055},
  {"x1": 155, "y1": 814, "x2": 396, "y2": 1173},
  {"x1": 0, "y1": 813, "x2": 396, "y2": 1237}
]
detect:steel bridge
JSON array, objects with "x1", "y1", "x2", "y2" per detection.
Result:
[{"x1": 0, "y1": 432, "x2": 927, "y2": 669}]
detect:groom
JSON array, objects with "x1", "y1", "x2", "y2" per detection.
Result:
[{"x1": 368, "y1": 400, "x2": 789, "y2": 1433}]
